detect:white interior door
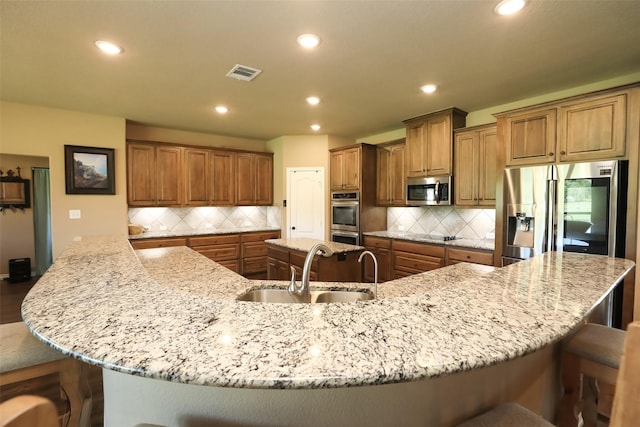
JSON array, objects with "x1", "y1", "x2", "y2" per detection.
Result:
[{"x1": 286, "y1": 168, "x2": 325, "y2": 239}]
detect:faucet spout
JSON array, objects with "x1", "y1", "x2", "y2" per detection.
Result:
[
  {"x1": 358, "y1": 250, "x2": 378, "y2": 299},
  {"x1": 289, "y1": 243, "x2": 333, "y2": 302}
]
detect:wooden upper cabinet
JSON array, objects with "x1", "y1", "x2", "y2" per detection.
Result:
[
  {"x1": 236, "y1": 152, "x2": 273, "y2": 205},
  {"x1": 558, "y1": 93, "x2": 626, "y2": 162},
  {"x1": 404, "y1": 108, "x2": 467, "y2": 177},
  {"x1": 478, "y1": 128, "x2": 497, "y2": 205},
  {"x1": 184, "y1": 148, "x2": 209, "y2": 206},
  {"x1": 501, "y1": 89, "x2": 629, "y2": 167},
  {"x1": 127, "y1": 142, "x2": 182, "y2": 206},
  {"x1": 454, "y1": 125, "x2": 497, "y2": 207},
  {"x1": 210, "y1": 150, "x2": 236, "y2": 206},
  {"x1": 330, "y1": 146, "x2": 360, "y2": 191},
  {"x1": 454, "y1": 131, "x2": 477, "y2": 205},
  {"x1": 184, "y1": 148, "x2": 236, "y2": 206},
  {"x1": 503, "y1": 108, "x2": 556, "y2": 166},
  {"x1": 377, "y1": 140, "x2": 406, "y2": 206}
]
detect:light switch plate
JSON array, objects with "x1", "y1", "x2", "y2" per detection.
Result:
[{"x1": 69, "y1": 209, "x2": 81, "y2": 219}]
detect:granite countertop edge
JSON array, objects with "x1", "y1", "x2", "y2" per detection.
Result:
[{"x1": 21, "y1": 236, "x2": 634, "y2": 390}]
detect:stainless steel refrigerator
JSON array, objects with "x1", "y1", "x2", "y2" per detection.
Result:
[{"x1": 502, "y1": 160, "x2": 628, "y2": 325}]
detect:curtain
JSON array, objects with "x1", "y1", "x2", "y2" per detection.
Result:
[{"x1": 32, "y1": 167, "x2": 52, "y2": 275}]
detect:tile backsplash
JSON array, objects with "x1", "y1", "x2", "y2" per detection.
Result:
[
  {"x1": 128, "y1": 205, "x2": 494, "y2": 240},
  {"x1": 128, "y1": 206, "x2": 281, "y2": 233},
  {"x1": 387, "y1": 207, "x2": 495, "y2": 240}
]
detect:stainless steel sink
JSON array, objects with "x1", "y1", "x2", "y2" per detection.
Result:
[{"x1": 236, "y1": 288, "x2": 374, "y2": 303}]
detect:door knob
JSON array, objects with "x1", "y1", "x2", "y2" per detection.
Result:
[{"x1": 291, "y1": 226, "x2": 296, "y2": 230}]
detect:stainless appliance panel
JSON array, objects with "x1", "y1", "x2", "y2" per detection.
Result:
[
  {"x1": 406, "y1": 175, "x2": 452, "y2": 206},
  {"x1": 502, "y1": 165, "x2": 551, "y2": 259},
  {"x1": 330, "y1": 230, "x2": 360, "y2": 246},
  {"x1": 331, "y1": 191, "x2": 360, "y2": 232}
]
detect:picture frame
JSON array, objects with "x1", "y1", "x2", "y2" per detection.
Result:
[{"x1": 64, "y1": 145, "x2": 115, "y2": 195}]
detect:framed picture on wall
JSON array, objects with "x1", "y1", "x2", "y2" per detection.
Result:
[{"x1": 64, "y1": 145, "x2": 115, "y2": 195}]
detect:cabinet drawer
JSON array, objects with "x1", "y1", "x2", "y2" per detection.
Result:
[
  {"x1": 447, "y1": 248, "x2": 494, "y2": 265},
  {"x1": 394, "y1": 253, "x2": 443, "y2": 272},
  {"x1": 188, "y1": 234, "x2": 240, "y2": 246},
  {"x1": 218, "y1": 259, "x2": 241, "y2": 273},
  {"x1": 363, "y1": 236, "x2": 391, "y2": 249},
  {"x1": 242, "y1": 241, "x2": 268, "y2": 258},
  {"x1": 241, "y1": 231, "x2": 281, "y2": 242},
  {"x1": 193, "y1": 243, "x2": 240, "y2": 261},
  {"x1": 392, "y1": 240, "x2": 445, "y2": 258},
  {"x1": 130, "y1": 238, "x2": 187, "y2": 250},
  {"x1": 267, "y1": 246, "x2": 289, "y2": 262},
  {"x1": 243, "y1": 257, "x2": 268, "y2": 274}
]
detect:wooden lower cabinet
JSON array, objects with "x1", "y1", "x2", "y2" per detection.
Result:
[
  {"x1": 241, "y1": 231, "x2": 281, "y2": 279},
  {"x1": 446, "y1": 247, "x2": 494, "y2": 266},
  {"x1": 131, "y1": 231, "x2": 282, "y2": 277},
  {"x1": 267, "y1": 245, "x2": 362, "y2": 282},
  {"x1": 362, "y1": 236, "x2": 391, "y2": 283},
  {"x1": 188, "y1": 234, "x2": 241, "y2": 274},
  {"x1": 392, "y1": 240, "x2": 445, "y2": 279}
]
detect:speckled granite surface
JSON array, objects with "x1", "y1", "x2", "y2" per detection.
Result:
[
  {"x1": 364, "y1": 230, "x2": 495, "y2": 251},
  {"x1": 128, "y1": 226, "x2": 281, "y2": 240},
  {"x1": 21, "y1": 236, "x2": 633, "y2": 390},
  {"x1": 265, "y1": 237, "x2": 364, "y2": 253}
]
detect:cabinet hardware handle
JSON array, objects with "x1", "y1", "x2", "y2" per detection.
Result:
[
  {"x1": 549, "y1": 152, "x2": 554, "y2": 156},
  {"x1": 560, "y1": 151, "x2": 566, "y2": 155}
]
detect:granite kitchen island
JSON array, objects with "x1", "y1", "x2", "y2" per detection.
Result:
[{"x1": 21, "y1": 236, "x2": 634, "y2": 426}]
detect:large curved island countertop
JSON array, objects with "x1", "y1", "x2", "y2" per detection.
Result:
[{"x1": 21, "y1": 236, "x2": 634, "y2": 390}]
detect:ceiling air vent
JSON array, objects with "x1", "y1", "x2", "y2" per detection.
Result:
[{"x1": 226, "y1": 64, "x2": 262, "y2": 82}]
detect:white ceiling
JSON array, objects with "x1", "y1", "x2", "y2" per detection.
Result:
[{"x1": 2, "y1": 1, "x2": 639, "y2": 142}]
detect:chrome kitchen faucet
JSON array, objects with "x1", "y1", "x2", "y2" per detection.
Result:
[{"x1": 288, "y1": 243, "x2": 334, "y2": 303}]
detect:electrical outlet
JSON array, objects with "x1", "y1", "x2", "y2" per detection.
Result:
[{"x1": 69, "y1": 209, "x2": 81, "y2": 219}]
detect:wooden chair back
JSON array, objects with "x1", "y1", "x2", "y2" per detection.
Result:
[
  {"x1": 610, "y1": 321, "x2": 640, "y2": 427},
  {"x1": 0, "y1": 395, "x2": 58, "y2": 427}
]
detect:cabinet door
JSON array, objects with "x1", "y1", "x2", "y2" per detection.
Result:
[
  {"x1": 255, "y1": 154, "x2": 273, "y2": 205},
  {"x1": 425, "y1": 114, "x2": 453, "y2": 175},
  {"x1": 342, "y1": 147, "x2": 360, "y2": 190},
  {"x1": 156, "y1": 146, "x2": 183, "y2": 205},
  {"x1": 376, "y1": 147, "x2": 390, "y2": 206},
  {"x1": 504, "y1": 109, "x2": 556, "y2": 166},
  {"x1": 478, "y1": 128, "x2": 497, "y2": 206},
  {"x1": 330, "y1": 151, "x2": 345, "y2": 190},
  {"x1": 558, "y1": 93, "x2": 626, "y2": 162},
  {"x1": 454, "y1": 131, "x2": 478, "y2": 206},
  {"x1": 127, "y1": 143, "x2": 157, "y2": 206},
  {"x1": 236, "y1": 153, "x2": 256, "y2": 205},
  {"x1": 406, "y1": 122, "x2": 426, "y2": 177},
  {"x1": 210, "y1": 150, "x2": 235, "y2": 206},
  {"x1": 388, "y1": 144, "x2": 406, "y2": 206},
  {"x1": 184, "y1": 148, "x2": 209, "y2": 206},
  {"x1": 363, "y1": 236, "x2": 391, "y2": 282}
]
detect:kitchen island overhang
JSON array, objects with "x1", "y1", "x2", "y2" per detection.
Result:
[{"x1": 20, "y1": 236, "x2": 635, "y2": 425}]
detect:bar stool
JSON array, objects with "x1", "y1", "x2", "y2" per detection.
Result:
[
  {"x1": 558, "y1": 323, "x2": 625, "y2": 427},
  {"x1": 457, "y1": 321, "x2": 639, "y2": 427}
]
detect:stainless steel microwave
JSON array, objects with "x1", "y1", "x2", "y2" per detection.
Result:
[{"x1": 406, "y1": 176, "x2": 452, "y2": 206}]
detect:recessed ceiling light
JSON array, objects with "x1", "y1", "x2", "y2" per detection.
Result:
[
  {"x1": 310, "y1": 124, "x2": 321, "y2": 131},
  {"x1": 420, "y1": 84, "x2": 438, "y2": 94},
  {"x1": 94, "y1": 40, "x2": 123, "y2": 55},
  {"x1": 297, "y1": 34, "x2": 321, "y2": 48},
  {"x1": 214, "y1": 106, "x2": 229, "y2": 114},
  {"x1": 306, "y1": 96, "x2": 320, "y2": 106},
  {"x1": 495, "y1": 0, "x2": 526, "y2": 16}
]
